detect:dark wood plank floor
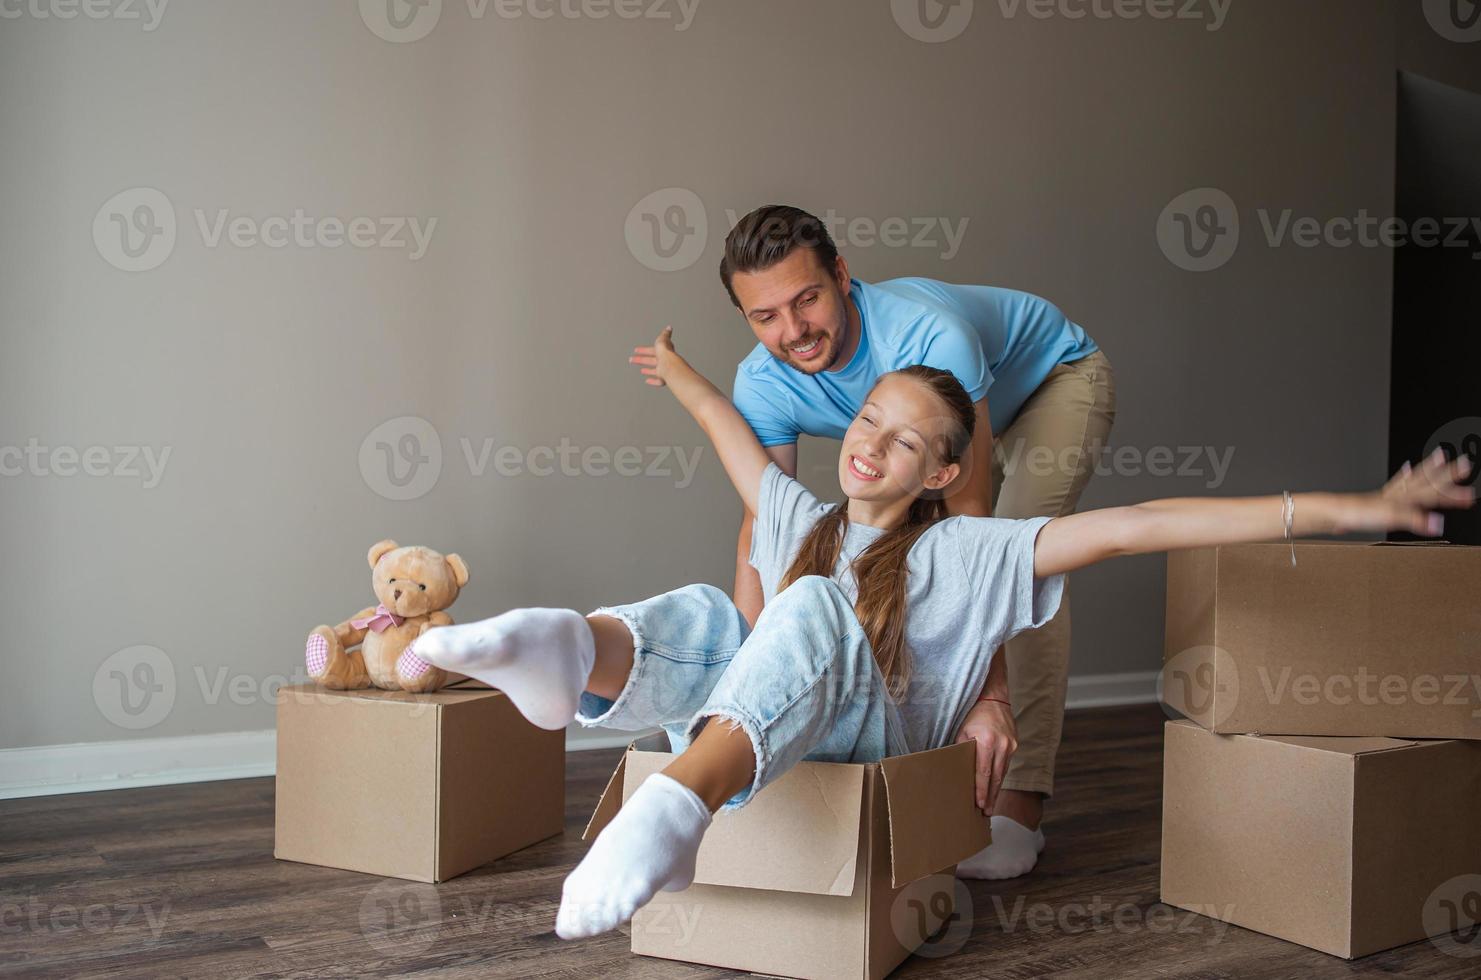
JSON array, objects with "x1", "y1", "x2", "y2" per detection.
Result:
[{"x1": 2, "y1": 705, "x2": 1474, "y2": 979}]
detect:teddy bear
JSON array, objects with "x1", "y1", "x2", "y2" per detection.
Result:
[{"x1": 305, "y1": 539, "x2": 470, "y2": 693}]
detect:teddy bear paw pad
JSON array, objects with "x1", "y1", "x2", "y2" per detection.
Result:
[
  {"x1": 397, "y1": 648, "x2": 431, "y2": 680},
  {"x1": 305, "y1": 633, "x2": 329, "y2": 676}
]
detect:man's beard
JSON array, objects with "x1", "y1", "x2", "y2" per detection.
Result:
[{"x1": 782, "y1": 332, "x2": 839, "y2": 374}]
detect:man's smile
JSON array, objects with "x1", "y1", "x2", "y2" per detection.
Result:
[{"x1": 788, "y1": 336, "x2": 824, "y2": 361}]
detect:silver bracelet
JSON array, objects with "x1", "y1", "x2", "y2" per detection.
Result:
[{"x1": 1282, "y1": 490, "x2": 1296, "y2": 567}]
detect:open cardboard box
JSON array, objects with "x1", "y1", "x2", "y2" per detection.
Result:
[
  {"x1": 584, "y1": 732, "x2": 990, "y2": 980},
  {"x1": 274, "y1": 681, "x2": 564, "y2": 882},
  {"x1": 1161, "y1": 718, "x2": 1481, "y2": 958},
  {"x1": 1163, "y1": 541, "x2": 1481, "y2": 738}
]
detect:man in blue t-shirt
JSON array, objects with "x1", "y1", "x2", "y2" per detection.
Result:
[{"x1": 720, "y1": 204, "x2": 1117, "y2": 880}]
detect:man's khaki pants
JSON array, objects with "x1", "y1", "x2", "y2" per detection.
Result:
[{"x1": 990, "y1": 349, "x2": 1117, "y2": 797}]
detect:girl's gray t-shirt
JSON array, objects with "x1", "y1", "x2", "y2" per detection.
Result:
[{"x1": 748, "y1": 462, "x2": 1065, "y2": 753}]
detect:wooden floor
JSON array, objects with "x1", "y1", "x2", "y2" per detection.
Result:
[{"x1": 2, "y1": 704, "x2": 1473, "y2": 978}]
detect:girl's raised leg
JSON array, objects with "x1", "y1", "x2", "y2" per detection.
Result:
[
  {"x1": 582, "y1": 614, "x2": 636, "y2": 700},
  {"x1": 407, "y1": 583, "x2": 748, "y2": 733},
  {"x1": 404, "y1": 607, "x2": 597, "y2": 730}
]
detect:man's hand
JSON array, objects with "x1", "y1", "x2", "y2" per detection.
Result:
[
  {"x1": 629, "y1": 326, "x2": 682, "y2": 387},
  {"x1": 955, "y1": 697, "x2": 1017, "y2": 814}
]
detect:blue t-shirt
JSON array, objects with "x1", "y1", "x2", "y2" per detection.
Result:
[{"x1": 732, "y1": 277, "x2": 1098, "y2": 446}]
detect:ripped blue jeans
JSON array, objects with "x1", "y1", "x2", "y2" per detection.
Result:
[{"x1": 576, "y1": 576, "x2": 911, "y2": 811}]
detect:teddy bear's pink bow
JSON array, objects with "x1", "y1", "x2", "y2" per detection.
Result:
[{"x1": 351, "y1": 604, "x2": 405, "y2": 633}]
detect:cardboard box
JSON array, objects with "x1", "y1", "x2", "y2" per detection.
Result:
[
  {"x1": 1160, "y1": 718, "x2": 1481, "y2": 958},
  {"x1": 584, "y1": 733, "x2": 990, "y2": 980},
  {"x1": 1163, "y1": 541, "x2": 1481, "y2": 738},
  {"x1": 274, "y1": 682, "x2": 564, "y2": 882}
]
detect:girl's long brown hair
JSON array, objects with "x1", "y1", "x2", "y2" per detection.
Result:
[{"x1": 778, "y1": 365, "x2": 977, "y2": 699}]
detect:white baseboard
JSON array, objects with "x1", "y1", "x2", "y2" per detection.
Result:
[
  {"x1": 0, "y1": 730, "x2": 279, "y2": 801},
  {"x1": 0, "y1": 670, "x2": 1161, "y2": 800},
  {"x1": 1065, "y1": 669, "x2": 1160, "y2": 709}
]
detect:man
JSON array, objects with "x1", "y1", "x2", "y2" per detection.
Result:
[{"x1": 722, "y1": 204, "x2": 1116, "y2": 879}]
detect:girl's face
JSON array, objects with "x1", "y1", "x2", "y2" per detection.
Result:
[{"x1": 837, "y1": 374, "x2": 961, "y2": 507}]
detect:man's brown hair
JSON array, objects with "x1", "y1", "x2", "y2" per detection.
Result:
[{"x1": 719, "y1": 205, "x2": 840, "y2": 308}]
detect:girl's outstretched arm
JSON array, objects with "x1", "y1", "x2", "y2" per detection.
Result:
[
  {"x1": 1032, "y1": 450, "x2": 1475, "y2": 578},
  {"x1": 629, "y1": 326, "x2": 770, "y2": 516}
]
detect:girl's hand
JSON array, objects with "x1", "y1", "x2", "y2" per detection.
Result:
[
  {"x1": 1339, "y1": 448, "x2": 1475, "y2": 536},
  {"x1": 954, "y1": 698, "x2": 1017, "y2": 815},
  {"x1": 628, "y1": 326, "x2": 680, "y2": 388}
]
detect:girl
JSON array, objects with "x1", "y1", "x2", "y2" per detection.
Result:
[{"x1": 402, "y1": 327, "x2": 1472, "y2": 942}]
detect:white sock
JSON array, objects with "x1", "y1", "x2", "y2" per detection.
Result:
[
  {"x1": 555, "y1": 772, "x2": 711, "y2": 940},
  {"x1": 405, "y1": 607, "x2": 595, "y2": 730},
  {"x1": 955, "y1": 815, "x2": 1045, "y2": 880}
]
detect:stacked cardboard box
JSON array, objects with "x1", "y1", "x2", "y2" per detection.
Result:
[{"x1": 1159, "y1": 541, "x2": 1481, "y2": 958}]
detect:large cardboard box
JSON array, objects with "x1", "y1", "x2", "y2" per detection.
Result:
[
  {"x1": 274, "y1": 682, "x2": 564, "y2": 882},
  {"x1": 1160, "y1": 719, "x2": 1481, "y2": 958},
  {"x1": 1163, "y1": 541, "x2": 1481, "y2": 738},
  {"x1": 584, "y1": 733, "x2": 990, "y2": 980}
]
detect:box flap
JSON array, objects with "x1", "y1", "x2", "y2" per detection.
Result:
[
  {"x1": 279, "y1": 683, "x2": 504, "y2": 707},
  {"x1": 442, "y1": 678, "x2": 494, "y2": 690},
  {"x1": 1258, "y1": 733, "x2": 1425, "y2": 756},
  {"x1": 621, "y1": 749, "x2": 866, "y2": 897},
  {"x1": 630, "y1": 731, "x2": 670, "y2": 752},
  {"x1": 581, "y1": 747, "x2": 631, "y2": 841},
  {"x1": 581, "y1": 734, "x2": 677, "y2": 841},
  {"x1": 1215, "y1": 540, "x2": 1475, "y2": 551},
  {"x1": 1165, "y1": 721, "x2": 1429, "y2": 757},
  {"x1": 879, "y1": 741, "x2": 990, "y2": 887}
]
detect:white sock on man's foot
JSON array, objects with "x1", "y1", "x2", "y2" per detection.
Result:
[
  {"x1": 555, "y1": 772, "x2": 711, "y2": 940},
  {"x1": 955, "y1": 815, "x2": 1045, "y2": 880},
  {"x1": 406, "y1": 607, "x2": 595, "y2": 730}
]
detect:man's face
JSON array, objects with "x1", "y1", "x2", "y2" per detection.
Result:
[{"x1": 730, "y1": 248, "x2": 852, "y2": 375}]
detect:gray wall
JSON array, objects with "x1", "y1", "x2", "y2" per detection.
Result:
[{"x1": 2, "y1": 0, "x2": 1478, "y2": 749}]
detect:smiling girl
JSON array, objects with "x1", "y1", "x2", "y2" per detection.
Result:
[{"x1": 405, "y1": 326, "x2": 1472, "y2": 941}]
